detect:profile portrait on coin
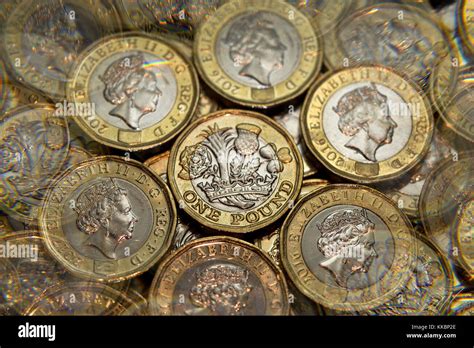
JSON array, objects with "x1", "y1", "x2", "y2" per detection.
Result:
[
  {"x1": 100, "y1": 53, "x2": 162, "y2": 130},
  {"x1": 333, "y1": 84, "x2": 398, "y2": 162},
  {"x1": 316, "y1": 208, "x2": 378, "y2": 288},
  {"x1": 73, "y1": 178, "x2": 138, "y2": 259},
  {"x1": 223, "y1": 13, "x2": 287, "y2": 87},
  {"x1": 185, "y1": 264, "x2": 253, "y2": 315}
]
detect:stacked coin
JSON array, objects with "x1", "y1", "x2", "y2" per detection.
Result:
[{"x1": 0, "y1": 0, "x2": 472, "y2": 317}]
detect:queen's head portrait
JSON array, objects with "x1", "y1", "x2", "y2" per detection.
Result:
[
  {"x1": 333, "y1": 84, "x2": 398, "y2": 162},
  {"x1": 317, "y1": 208, "x2": 378, "y2": 288},
  {"x1": 223, "y1": 13, "x2": 287, "y2": 87},
  {"x1": 186, "y1": 264, "x2": 253, "y2": 315},
  {"x1": 101, "y1": 53, "x2": 162, "y2": 130},
  {"x1": 74, "y1": 178, "x2": 138, "y2": 259}
]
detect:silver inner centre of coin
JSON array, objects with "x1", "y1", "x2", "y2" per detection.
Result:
[
  {"x1": 215, "y1": 11, "x2": 302, "y2": 88},
  {"x1": 301, "y1": 204, "x2": 395, "y2": 290},
  {"x1": 171, "y1": 260, "x2": 266, "y2": 315},
  {"x1": 323, "y1": 82, "x2": 412, "y2": 163},
  {"x1": 62, "y1": 177, "x2": 153, "y2": 261},
  {"x1": 89, "y1": 51, "x2": 177, "y2": 131},
  {"x1": 184, "y1": 124, "x2": 289, "y2": 213}
]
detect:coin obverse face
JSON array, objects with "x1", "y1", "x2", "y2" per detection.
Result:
[
  {"x1": 302, "y1": 66, "x2": 433, "y2": 183},
  {"x1": 40, "y1": 156, "x2": 177, "y2": 282},
  {"x1": 67, "y1": 33, "x2": 199, "y2": 151},
  {"x1": 281, "y1": 184, "x2": 416, "y2": 312},
  {"x1": 168, "y1": 109, "x2": 303, "y2": 233},
  {"x1": 149, "y1": 237, "x2": 289, "y2": 315},
  {"x1": 194, "y1": 0, "x2": 323, "y2": 107}
]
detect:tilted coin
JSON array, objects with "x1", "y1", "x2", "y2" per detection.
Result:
[
  {"x1": 323, "y1": 3, "x2": 452, "y2": 91},
  {"x1": 168, "y1": 109, "x2": 303, "y2": 233},
  {"x1": 448, "y1": 292, "x2": 474, "y2": 315},
  {"x1": 25, "y1": 282, "x2": 140, "y2": 315},
  {"x1": 273, "y1": 105, "x2": 318, "y2": 177},
  {"x1": 0, "y1": 104, "x2": 69, "y2": 223},
  {"x1": 382, "y1": 128, "x2": 455, "y2": 218},
  {"x1": 280, "y1": 184, "x2": 416, "y2": 312},
  {"x1": 145, "y1": 150, "x2": 171, "y2": 182},
  {"x1": 419, "y1": 152, "x2": 474, "y2": 258},
  {"x1": 301, "y1": 66, "x2": 433, "y2": 183},
  {"x1": 194, "y1": 0, "x2": 323, "y2": 108},
  {"x1": 0, "y1": 231, "x2": 69, "y2": 315},
  {"x1": 458, "y1": 0, "x2": 474, "y2": 56},
  {"x1": 40, "y1": 156, "x2": 177, "y2": 282},
  {"x1": 452, "y1": 199, "x2": 474, "y2": 282},
  {"x1": 300, "y1": 179, "x2": 330, "y2": 199},
  {"x1": 117, "y1": 0, "x2": 223, "y2": 37},
  {"x1": 149, "y1": 237, "x2": 289, "y2": 315},
  {"x1": 439, "y1": 69, "x2": 474, "y2": 143},
  {"x1": 2, "y1": 0, "x2": 121, "y2": 99},
  {"x1": 67, "y1": 32, "x2": 199, "y2": 151}
]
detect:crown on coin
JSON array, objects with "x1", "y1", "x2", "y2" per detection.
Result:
[
  {"x1": 196, "y1": 265, "x2": 249, "y2": 285},
  {"x1": 99, "y1": 53, "x2": 145, "y2": 87},
  {"x1": 332, "y1": 84, "x2": 387, "y2": 117},
  {"x1": 317, "y1": 208, "x2": 369, "y2": 235},
  {"x1": 72, "y1": 178, "x2": 122, "y2": 215}
]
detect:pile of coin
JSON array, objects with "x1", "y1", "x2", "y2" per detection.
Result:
[{"x1": 0, "y1": 0, "x2": 472, "y2": 316}]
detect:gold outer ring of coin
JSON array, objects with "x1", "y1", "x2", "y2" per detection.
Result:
[
  {"x1": 24, "y1": 282, "x2": 140, "y2": 316},
  {"x1": 168, "y1": 109, "x2": 303, "y2": 233},
  {"x1": 66, "y1": 32, "x2": 200, "y2": 152},
  {"x1": 194, "y1": 0, "x2": 323, "y2": 108},
  {"x1": 301, "y1": 65, "x2": 434, "y2": 183},
  {"x1": 280, "y1": 184, "x2": 416, "y2": 312},
  {"x1": 39, "y1": 155, "x2": 177, "y2": 282},
  {"x1": 2, "y1": 0, "x2": 122, "y2": 100},
  {"x1": 458, "y1": 0, "x2": 474, "y2": 56},
  {"x1": 448, "y1": 293, "x2": 474, "y2": 315},
  {"x1": 148, "y1": 236, "x2": 290, "y2": 315}
]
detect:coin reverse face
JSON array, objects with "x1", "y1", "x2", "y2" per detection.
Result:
[
  {"x1": 302, "y1": 66, "x2": 433, "y2": 183},
  {"x1": 40, "y1": 156, "x2": 176, "y2": 282},
  {"x1": 194, "y1": 0, "x2": 323, "y2": 107},
  {"x1": 281, "y1": 184, "x2": 416, "y2": 312},
  {"x1": 0, "y1": 104, "x2": 69, "y2": 222},
  {"x1": 67, "y1": 32, "x2": 199, "y2": 151},
  {"x1": 149, "y1": 237, "x2": 289, "y2": 315},
  {"x1": 168, "y1": 109, "x2": 303, "y2": 233}
]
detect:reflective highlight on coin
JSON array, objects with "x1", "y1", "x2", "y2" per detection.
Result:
[{"x1": 168, "y1": 109, "x2": 302, "y2": 233}]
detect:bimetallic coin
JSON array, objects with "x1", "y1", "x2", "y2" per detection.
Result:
[
  {"x1": 383, "y1": 128, "x2": 455, "y2": 218},
  {"x1": 324, "y1": 3, "x2": 452, "y2": 91},
  {"x1": 448, "y1": 293, "x2": 474, "y2": 315},
  {"x1": 458, "y1": 0, "x2": 474, "y2": 56},
  {"x1": 117, "y1": 0, "x2": 223, "y2": 37},
  {"x1": 362, "y1": 236, "x2": 453, "y2": 315},
  {"x1": 0, "y1": 104, "x2": 69, "y2": 223},
  {"x1": 273, "y1": 105, "x2": 318, "y2": 177},
  {"x1": 67, "y1": 33, "x2": 199, "y2": 151},
  {"x1": 0, "y1": 59, "x2": 50, "y2": 116},
  {"x1": 280, "y1": 184, "x2": 416, "y2": 312},
  {"x1": 149, "y1": 237, "x2": 289, "y2": 315},
  {"x1": 2, "y1": 0, "x2": 121, "y2": 99},
  {"x1": 301, "y1": 66, "x2": 433, "y2": 183},
  {"x1": 168, "y1": 109, "x2": 303, "y2": 233},
  {"x1": 420, "y1": 152, "x2": 474, "y2": 258},
  {"x1": 440, "y1": 69, "x2": 474, "y2": 143},
  {"x1": 0, "y1": 231, "x2": 69, "y2": 315},
  {"x1": 194, "y1": 0, "x2": 323, "y2": 108},
  {"x1": 452, "y1": 199, "x2": 474, "y2": 282},
  {"x1": 25, "y1": 282, "x2": 140, "y2": 315},
  {"x1": 40, "y1": 156, "x2": 177, "y2": 282}
]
